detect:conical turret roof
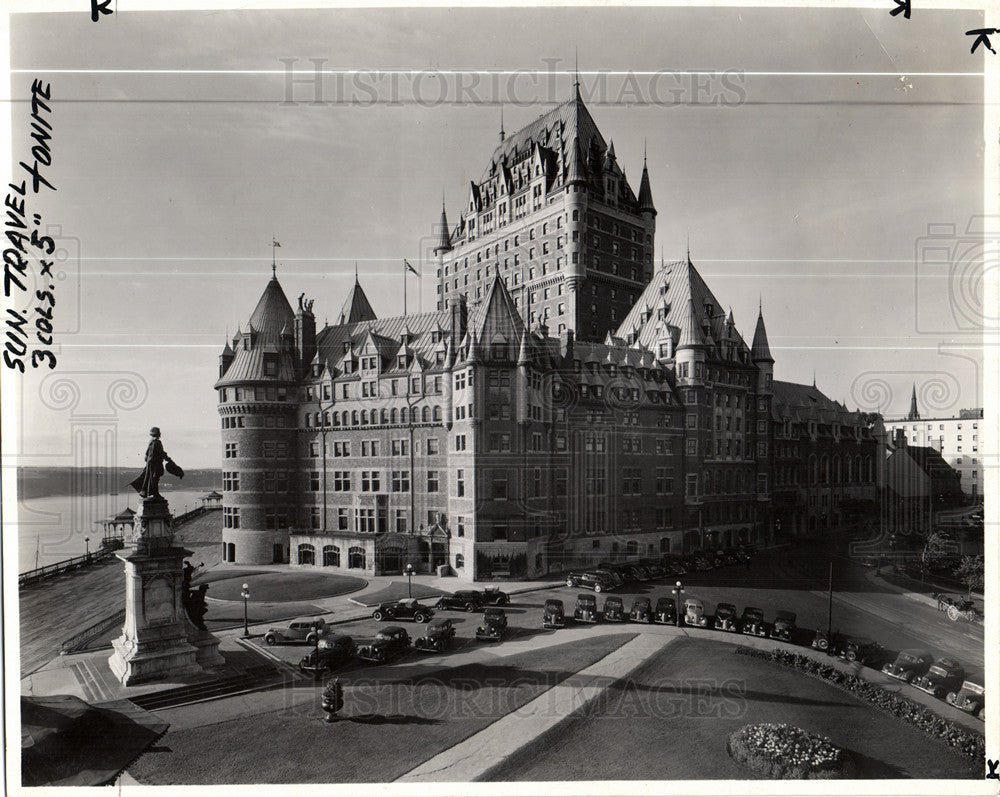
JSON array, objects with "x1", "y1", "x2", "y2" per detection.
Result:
[
  {"x1": 248, "y1": 277, "x2": 295, "y2": 341},
  {"x1": 676, "y1": 296, "x2": 704, "y2": 350},
  {"x1": 434, "y1": 202, "x2": 452, "y2": 253},
  {"x1": 751, "y1": 310, "x2": 773, "y2": 363},
  {"x1": 637, "y1": 158, "x2": 655, "y2": 215},
  {"x1": 338, "y1": 276, "x2": 377, "y2": 326}
]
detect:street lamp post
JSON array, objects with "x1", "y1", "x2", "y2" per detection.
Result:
[
  {"x1": 672, "y1": 581, "x2": 685, "y2": 627},
  {"x1": 241, "y1": 583, "x2": 251, "y2": 638},
  {"x1": 84, "y1": 536, "x2": 90, "y2": 561},
  {"x1": 405, "y1": 563, "x2": 414, "y2": 598}
]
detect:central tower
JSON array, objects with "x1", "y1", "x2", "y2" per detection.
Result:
[{"x1": 435, "y1": 88, "x2": 656, "y2": 343}]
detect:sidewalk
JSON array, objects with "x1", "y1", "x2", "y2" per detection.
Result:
[{"x1": 861, "y1": 567, "x2": 983, "y2": 619}]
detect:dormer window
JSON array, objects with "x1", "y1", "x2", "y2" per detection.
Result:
[
  {"x1": 263, "y1": 354, "x2": 278, "y2": 377},
  {"x1": 342, "y1": 342, "x2": 351, "y2": 354}
]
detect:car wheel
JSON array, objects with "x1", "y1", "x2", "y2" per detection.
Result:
[
  {"x1": 465, "y1": 603, "x2": 475, "y2": 612},
  {"x1": 946, "y1": 692, "x2": 957, "y2": 705},
  {"x1": 306, "y1": 633, "x2": 318, "y2": 644},
  {"x1": 414, "y1": 612, "x2": 427, "y2": 624},
  {"x1": 373, "y1": 610, "x2": 384, "y2": 621},
  {"x1": 497, "y1": 595, "x2": 509, "y2": 605},
  {"x1": 846, "y1": 651, "x2": 857, "y2": 662},
  {"x1": 594, "y1": 584, "x2": 603, "y2": 593},
  {"x1": 566, "y1": 578, "x2": 574, "y2": 588},
  {"x1": 264, "y1": 635, "x2": 277, "y2": 646},
  {"x1": 816, "y1": 638, "x2": 829, "y2": 650}
]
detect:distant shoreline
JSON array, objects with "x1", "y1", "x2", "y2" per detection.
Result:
[{"x1": 16, "y1": 467, "x2": 222, "y2": 501}]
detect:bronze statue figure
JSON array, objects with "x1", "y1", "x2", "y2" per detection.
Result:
[{"x1": 130, "y1": 427, "x2": 183, "y2": 498}]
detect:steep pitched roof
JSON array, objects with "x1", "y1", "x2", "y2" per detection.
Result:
[
  {"x1": 637, "y1": 158, "x2": 655, "y2": 214},
  {"x1": 434, "y1": 203, "x2": 452, "y2": 253},
  {"x1": 248, "y1": 277, "x2": 295, "y2": 340},
  {"x1": 468, "y1": 274, "x2": 525, "y2": 344},
  {"x1": 751, "y1": 310, "x2": 774, "y2": 363},
  {"x1": 338, "y1": 278, "x2": 377, "y2": 325}
]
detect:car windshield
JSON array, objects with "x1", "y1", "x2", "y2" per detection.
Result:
[
  {"x1": 745, "y1": 610, "x2": 763, "y2": 620},
  {"x1": 716, "y1": 606, "x2": 734, "y2": 617},
  {"x1": 928, "y1": 665, "x2": 949, "y2": 677},
  {"x1": 546, "y1": 601, "x2": 563, "y2": 610},
  {"x1": 897, "y1": 653, "x2": 920, "y2": 664},
  {"x1": 962, "y1": 682, "x2": 985, "y2": 694},
  {"x1": 633, "y1": 599, "x2": 650, "y2": 609},
  {"x1": 775, "y1": 612, "x2": 795, "y2": 622}
]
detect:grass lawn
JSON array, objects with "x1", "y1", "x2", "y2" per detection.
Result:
[
  {"x1": 129, "y1": 633, "x2": 637, "y2": 784},
  {"x1": 353, "y1": 581, "x2": 448, "y2": 606},
  {"x1": 205, "y1": 571, "x2": 367, "y2": 602},
  {"x1": 487, "y1": 637, "x2": 980, "y2": 781}
]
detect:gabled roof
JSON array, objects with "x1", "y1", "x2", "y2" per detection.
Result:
[{"x1": 468, "y1": 274, "x2": 525, "y2": 344}]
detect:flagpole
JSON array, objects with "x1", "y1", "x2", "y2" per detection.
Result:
[{"x1": 403, "y1": 260, "x2": 407, "y2": 319}]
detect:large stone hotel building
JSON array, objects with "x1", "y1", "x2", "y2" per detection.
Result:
[{"x1": 215, "y1": 89, "x2": 884, "y2": 579}]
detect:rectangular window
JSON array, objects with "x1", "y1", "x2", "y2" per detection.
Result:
[
  {"x1": 309, "y1": 471, "x2": 320, "y2": 492},
  {"x1": 456, "y1": 469, "x2": 465, "y2": 497},
  {"x1": 391, "y1": 470, "x2": 410, "y2": 492},
  {"x1": 394, "y1": 509, "x2": 407, "y2": 533},
  {"x1": 223, "y1": 471, "x2": 239, "y2": 491},
  {"x1": 427, "y1": 470, "x2": 439, "y2": 492},
  {"x1": 656, "y1": 467, "x2": 674, "y2": 494},
  {"x1": 355, "y1": 508, "x2": 376, "y2": 533},
  {"x1": 456, "y1": 516, "x2": 465, "y2": 537},
  {"x1": 310, "y1": 506, "x2": 320, "y2": 530},
  {"x1": 492, "y1": 472, "x2": 508, "y2": 500},
  {"x1": 686, "y1": 439, "x2": 697, "y2": 456},
  {"x1": 338, "y1": 508, "x2": 350, "y2": 530},
  {"x1": 427, "y1": 438, "x2": 439, "y2": 455},
  {"x1": 686, "y1": 474, "x2": 699, "y2": 498},
  {"x1": 223, "y1": 507, "x2": 240, "y2": 529},
  {"x1": 361, "y1": 471, "x2": 381, "y2": 492},
  {"x1": 391, "y1": 439, "x2": 408, "y2": 456},
  {"x1": 224, "y1": 442, "x2": 238, "y2": 458},
  {"x1": 333, "y1": 471, "x2": 351, "y2": 491}
]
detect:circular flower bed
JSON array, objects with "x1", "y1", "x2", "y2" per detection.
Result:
[{"x1": 727, "y1": 723, "x2": 855, "y2": 779}]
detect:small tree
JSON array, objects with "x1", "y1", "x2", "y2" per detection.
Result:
[
  {"x1": 918, "y1": 530, "x2": 951, "y2": 582},
  {"x1": 954, "y1": 554, "x2": 984, "y2": 599}
]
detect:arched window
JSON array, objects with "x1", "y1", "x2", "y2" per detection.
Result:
[
  {"x1": 381, "y1": 409, "x2": 388, "y2": 424},
  {"x1": 401, "y1": 407, "x2": 408, "y2": 424},
  {"x1": 660, "y1": 537, "x2": 670, "y2": 553},
  {"x1": 332, "y1": 412, "x2": 340, "y2": 427},
  {"x1": 348, "y1": 546, "x2": 366, "y2": 569},
  {"x1": 455, "y1": 553, "x2": 465, "y2": 569},
  {"x1": 809, "y1": 455, "x2": 818, "y2": 485},
  {"x1": 297, "y1": 543, "x2": 315, "y2": 565},
  {"x1": 323, "y1": 545, "x2": 340, "y2": 567},
  {"x1": 433, "y1": 405, "x2": 442, "y2": 422},
  {"x1": 422, "y1": 406, "x2": 430, "y2": 423},
  {"x1": 846, "y1": 457, "x2": 853, "y2": 482},
  {"x1": 833, "y1": 456, "x2": 842, "y2": 483},
  {"x1": 865, "y1": 456, "x2": 873, "y2": 483},
  {"x1": 854, "y1": 456, "x2": 862, "y2": 483},
  {"x1": 361, "y1": 409, "x2": 368, "y2": 425},
  {"x1": 821, "y1": 456, "x2": 830, "y2": 484},
  {"x1": 341, "y1": 411, "x2": 348, "y2": 427},
  {"x1": 391, "y1": 408, "x2": 398, "y2": 424},
  {"x1": 323, "y1": 412, "x2": 330, "y2": 427},
  {"x1": 625, "y1": 540, "x2": 639, "y2": 556},
  {"x1": 351, "y1": 410, "x2": 359, "y2": 426}
]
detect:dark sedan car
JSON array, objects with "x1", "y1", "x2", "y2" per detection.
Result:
[
  {"x1": 602, "y1": 595, "x2": 626, "y2": 622},
  {"x1": 630, "y1": 597, "x2": 653, "y2": 623},
  {"x1": 477, "y1": 586, "x2": 511, "y2": 606},
  {"x1": 882, "y1": 649, "x2": 935, "y2": 683},
  {"x1": 435, "y1": 591, "x2": 484, "y2": 612},
  {"x1": 640, "y1": 560, "x2": 666, "y2": 580},
  {"x1": 947, "y1": 681, "x2": 985, "y2": 719},
  {"x1": 653, "y1": 597, "x2": 677, "y2": 625},
  {"x1": 356, "y1": 626, "x2": 411, "y2": 663},
  {"x1": 836, "y1": 637, "x2": 883, "y2": 666},
  {"x1": 372, "y1": 598, "x2": 435, "y2": 623},
  {"x1": 476, "y1": 607, "x2": 508, "y2": 641},
  {"x1": 298, "y1": 634, "x2": 356, "y2": 676},
  {"x1": 770, "y1": 610, "x2": 796, "y2": 642},
  {"x1": 574, "y1": 594, "x2": 599, "y2": 623},
  {"x1": 593, "y1": 568, "x2": 625, "y2": 589},
  {"x1": 740, "y1": 607, "x2": 767, "y2": 636},
  {"x1": 913, "y1": 657, "x2": 965, "y2": 699},
  {"x1": 713, "y1": 603, "x2": 738, "y2": 632},
  {"x1": 543, "y1": 599, "x2": 566, "y2": 628},
  {"x1": 565, "y1": 571, "x2": 612, "y2": 592},
  {"x1": 414, "y1": 619, "x2": 457, "y2": 653}
]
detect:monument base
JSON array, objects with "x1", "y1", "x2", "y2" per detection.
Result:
[
  {"x1": 108, "y1": 632, "x2": 203, "y2": 686},
  {"x1": 185, "y1": 620, "x2": 225, "y2": 669}
]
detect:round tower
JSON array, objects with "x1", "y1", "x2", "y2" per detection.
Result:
[{"x1": 215, "y1": 275, "x2": 301, "y2": 565}]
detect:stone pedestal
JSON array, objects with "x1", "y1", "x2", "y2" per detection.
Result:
[{"x1": 108, "y1": 496, "x2": 221, "y2": 685}]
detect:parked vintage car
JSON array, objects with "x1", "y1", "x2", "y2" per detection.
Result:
[
  {"x1": 654, "y1": 597, "x2": 677, "y2": 625},
  {"x1": 947, "y1": 681, "x2": 985, "y2": 719},
  {"x1": 662, "y1": 556, "x2": 688, "y2": 576},
  {"x1": 740, "y1": 607, "x2": 767, "y2": 637},
  {"x1": 356, "y1": 626, "x2": 411, "y2": 663},
  {"x1": 475, "y1": 607, "x2": 508, "y2": 641},
  {"x1": 692, "y1": 555, "x2": 714, "y2": 572},
  {"x1": 565, "y1": 571, "x2": 612, "y2": 592},
  {"x1": 882, "y1": 649, "x2": 935, "y2": 682},
  {"x1": 713, "y1": 603, "x2": 738, "y2": 632},
  {"x1": 477, "y1": 586, "x2": 511, "y2": 606},
  {"x1": 574, "y1": 594, "x2": 599, "y2": 623},
  {"x1": 542, "y1": 599, "x2": 566, "y2": 629},
  {"x1": 297, "y1": 634, "x2": 356, "y2": 676},
  {"x1": 641, "y1": 560, "x2": 666, "y2": 580},
  {"x1": 597, "y1": 563, "x2": 629, "y2": 585},
  {"x1": 726, "y1": 547, "x2": 750, "y2": 563},
  {"x1": 715, "y1": 550, "x2": 737, "y2": 567},
  {"x1": 629, "y1": 596, "x2": 653, "y2": 623},
  {"x1": 264, "y1": 617, "x2": 327, "y2": 646},
  {"x1": 836, "y1": 637, "x2": 883, "y2": 666},
  {"x1": 414, "y1": 618, "x2": 456, "y2": 653},
  {"x1": 372, "y1": 598, "x2": 435, "y2": 623},
  {"x1": 683, "y1": 598, "x2": 708, "y2": 628},
  {"x1": 770, "y1": 610, "x2": 797, "y2": 642},
  {"x1": 435, "y1": 591, "x2": 484, "y2": 612},
  {"x1": 602, "y1": 595, "x2": 625, "y2": 622},
  {"x1": 913, "y1": 657, "x2": 966, "y2": 699},
  {"x1": 739, "y1": 544, "x2": 758, "y2": 558},
  {"x1": 811, "y1": 629, "x2": 835, "y2": 651},
  {"x1": 593, "y1": 568, "x2": 625, "y2": 589},
  {"x1": 633, "y1": 565, "x2": 653, "y2": 582}
]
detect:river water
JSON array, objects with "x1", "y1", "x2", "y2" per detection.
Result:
[{"x1": 14, "y1": 488, "x2": 214, "y2": 572}]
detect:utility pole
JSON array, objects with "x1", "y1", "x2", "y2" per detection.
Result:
[{"x1": 826, "y1": 560, "x2": 834, "y2": 648}]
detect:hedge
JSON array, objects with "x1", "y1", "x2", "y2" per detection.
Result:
[
  {"x1": 734, "y1": 646, "x2": 984, "y2": 761},
  {"x1": 727, "y1": 722, "x2": 854, "y2": 779}
]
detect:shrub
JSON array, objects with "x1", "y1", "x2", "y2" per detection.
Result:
[
  {"x1": 727, "y1": 723, "x2": 854, "y2": 779},
  {"x1": 733, "y1": 647, "x2": 985, "y2": 761}
]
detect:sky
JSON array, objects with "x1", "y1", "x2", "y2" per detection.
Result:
[{"x1": 3, "y1": 5, "x2": 988, "y2": 469}]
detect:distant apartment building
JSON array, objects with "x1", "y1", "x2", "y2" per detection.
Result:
[{"x1": 883, "y1": 385, "x2": 983, "y2": 498}]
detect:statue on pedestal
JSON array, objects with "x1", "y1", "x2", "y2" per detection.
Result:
[{"x1": 130, "y1": 427, "x2": 184, "y2": 499}]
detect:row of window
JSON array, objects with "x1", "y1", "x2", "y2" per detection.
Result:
[{"x1": 305, "y1": 405, "x2": 454, "y2": 428}]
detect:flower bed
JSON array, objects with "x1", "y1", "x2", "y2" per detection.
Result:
[
  {"x1": 734, "y1": 647, "x2": 985, "y2": 761},
  {"x1": 727, "y1": 723, "x2": 853, "y2": 779}
]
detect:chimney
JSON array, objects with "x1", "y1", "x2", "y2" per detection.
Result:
[
  {"x1": 451, "y1": 294, "x2": 468, "y2": 344},
  {"x1": 893, "y1": 428, "x2": 907, "y2": 449},
  {"x1": 295, "y1": 295, "x2": 317, "y2": 376}
]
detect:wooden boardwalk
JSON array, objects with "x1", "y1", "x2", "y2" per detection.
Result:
[{"x1": 18, "y1": 511, "x2": 222, "y2": 677}]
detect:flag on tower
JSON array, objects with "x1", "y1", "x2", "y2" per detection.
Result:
[
  {"x1": 404, "y1": 259, "x2": 420, "y2": 277},
  {"x1": 273, "y1": 239, "x2": 281, "y2": 248}
]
